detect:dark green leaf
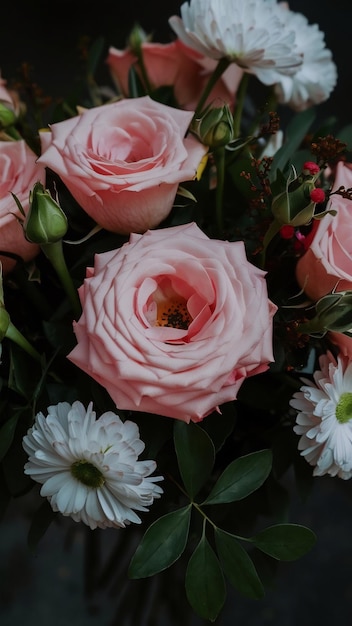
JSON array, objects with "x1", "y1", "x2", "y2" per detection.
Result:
[
  {"x1": 203, "y1": 449, "x2": 272, "y2": 505},
  {"x1": 128, "y1": 65, "x2": 146, "y2": 98},
  {"x1": 8, "y1": 343, "x2": 41, "y2": 399},
  {"x1": 185, "y1": 534, "x2": 226, "y2": 621},
  {"x1": 28, "y1": 499, "x2": 56, "y2": 552},
  {"x1": 174, "y1": 421, "x2": 215, "y2": 499},
  {"x1": 337, "y1": 123, "x2": 352, "y2": 150},
  {"x1": 250, "y1": 523, "x2": 317, "y2": 561},
  {"x1": 202, "y1": 402, "x2": 236, "y2": 451},
  {"x1": 0, "y1": 409, "x2": 21, "y2": 461},
  {"x1": 215, "y1": 528, "x2": 264, "y2": 599},
  {"x1": 128, "y1": 505, "x2": 191, "y2": 578},
  {"x1": 87, "y1": 37, "x2": 105, "y2": 77},
  {"x1": 270, "y1": 108, "x2": 317, "y2": 181}
]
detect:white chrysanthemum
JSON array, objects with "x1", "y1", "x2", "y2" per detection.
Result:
[
  {"x1": 23, "y1": 401, "x2": 163, "y2": 529},
  {"x1": 168, "y1": 0, "x2": 303, "y2": 86},
  {"x1": 274, "y1": 5, "x2": 337, "y2": 111},
  {"x1": 290, "y1": 352, "x2": 352, "y2": 480}
]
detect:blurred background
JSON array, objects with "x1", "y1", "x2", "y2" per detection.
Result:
[
  {"x1": 0, "y1": 0, "x2": 350, "y2": 127},
  {"x1": 1, "y1": 1, "x2": 352, "y2": 625}
]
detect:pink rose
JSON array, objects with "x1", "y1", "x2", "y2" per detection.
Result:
[
  {"x1": 106, "y1": 40, "x2": 243, "y2": 111},
  {"x1": 295, "y1": 161, "x2": 352, "y2": 301},
  {"x1": 329, "y1": 331, "x2": 352, "y2": 360},
  {"x1": 37, "y1": 96, "x2": 207, "y2": 234},
  {"x1": 0, "y1": 140, "x2": 45, "y2": 274},
  {"x1": 68, "y1": 222, "x2": 277, "y2": 422}
]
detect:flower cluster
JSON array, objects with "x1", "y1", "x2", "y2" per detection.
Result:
[{"x1": 1, "y1": 0, "x2": 351, "y2": 623}]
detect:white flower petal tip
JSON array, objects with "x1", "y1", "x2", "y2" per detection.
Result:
[
  {"x1": 169, "y1": 0, "x2": 303, "y2": 85},
  {"x1": 22, "y1": 400, "x2": 163, "y2": 529},
  {"x1": 290, "y1": 352, "x2": 352, "y2": 480}
]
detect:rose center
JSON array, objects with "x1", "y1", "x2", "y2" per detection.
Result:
[
  {"x1": 71, "y1": 460, "x2": 105, "y2": 488},
  {"x1": 336, "y1": 392, "x2": 352, "y2": 424},
  {"x1": 155, "y1": 296, "x2": 192, "y2": 330}
]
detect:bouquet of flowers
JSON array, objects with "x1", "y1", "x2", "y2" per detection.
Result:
[{"x1": 1, "y1": 0, "x2": 351, "y2": 622}]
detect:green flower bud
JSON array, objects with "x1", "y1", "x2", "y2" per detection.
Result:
[
  {"x1": 24, "y1": 182, "x2": 68, "y2": 244},
  {"x1": 128, "y1": 23, "x2": 150, "y2": 54},
  {"x1": 299, "y1": 291, "x2": 352, "y2": 337},
  {"x1": 0, "y1": 103, "x2": 17, "y2": 128},
  {"x1": 271, "y1": 165, "x2": 333, "y2": 227},
  {"x1": 191, "y1": 104, "x2": 234, "y2": 149}
]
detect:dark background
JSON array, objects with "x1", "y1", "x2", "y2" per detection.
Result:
[
  {"x1": 0, "y1": 0, "x2": 351, "y2": 128},
  {"x1": 1, "y1": 2, "x2": 352, "y2": 625}
]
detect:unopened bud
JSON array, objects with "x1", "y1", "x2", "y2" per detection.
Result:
[
  {"x1": 191, "y1": 104, "x2": 234, "y2": 149},
  {"x1": 24, "y1": 182, "x2": 68, "y2": 244},
  {"x1": 0, "y1": 103, "x2": 16, "y2": 128},
  {"x1": 128, "y1": 24, "x2": 150, "y2": 54},
  {"x1": 271, "y1": 164, "x2": 331, "y2": 227},
  {"x1": 299, "y1": 290, "x2": 352, "y2": 337}
]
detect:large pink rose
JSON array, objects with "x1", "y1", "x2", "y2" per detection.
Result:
[
  {"x1": 68, "y1": 223, "x2": 277, "y2": 422},
  {"x1": 295, "y1": 161, "x2": 352, "y2": 301},
  {"x1": 37, "y1": 96, "x2": 207, "y2": 234},
  {"x1": 0, "y1": 140, "x2": 45, "y2": 274},
  {"x1": 106, "y1": 40, "x2": 243, "y2": 111}
]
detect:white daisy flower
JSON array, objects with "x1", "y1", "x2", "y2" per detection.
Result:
[
  {"x1": 22, "y1": 401, "x2": 163, "y2": 529},
  {"x1": 274, "y1": 5, "x2": 337, "y2": 111},
  {"x1": 168, "y1": 0, "x2": 303, "y2": 86},
  {"x1": 290, "y1": 352, "x2": 352, "y2": 480}
]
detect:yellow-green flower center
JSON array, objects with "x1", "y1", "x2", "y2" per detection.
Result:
[
  {"x1": 71, "y1": 460, "x2": 105, "y2": 488},
  {"x1": 336, "y1": 392, "x2": 352, "y2": 424},
  {"x1": 155, "y1": 296, "x2": 192, "y2": 330}
]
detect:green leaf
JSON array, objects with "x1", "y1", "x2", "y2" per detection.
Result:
[
  {"x1": 0, "y1": 408, "x2": 22, "y2": 461},
  {"x1": 28, "y1": 499, "x2": 56, "y2": 552},
  {"x1": 128, "y1": 65, "x2": 146, "y2": 98},
  {"x1": 8, "y1": 343, "x2": 40, "y2": 399},
  {"x1": 174, "y1": 421, "x2": 215, "y2": 499},
  {"x1": 250, "y1": 523, "x2": 317, "y2": 561},
  {"x1": 87, "y1": 36, "x2": 105, "y2": 77},
  {"x1": 215, "y1": 528, "x2": 264, "y2": 599},
  {"x1": 201, "y1": 402, "x2": 236, "y2": 451},
  {"x1": 185, "y1": 534, "x2": 226, "y2": 621},
  {"x1": 203, "y1": 449, "x2": 272, "y2": 505},
  {"x1": 128, "y1": 505, "x2": 192, "y2": 578},
  {"x1": 270, "y1": 108, "x2": 317, "y2": 181}
]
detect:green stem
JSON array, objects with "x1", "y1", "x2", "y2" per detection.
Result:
[
  {"x1": 213, "y1": 147, "x2": 226, "y2": 235},
  {"x1": 136, "y1": 50, "x2": 153, "y2": 94},
  {"x1": 194, "y1": 57, "x2": 231, "y2": 120},
  {"x1": 41, "y1": 241, "x2": 82, "y2": 320},
  {"x1": 5, "y1": 320, "x2": 42, "y2": 363},
  {"x1": 259, "y1": 218, "x2": 282, "y2": 270},
  {"x1": 232, "y1": 72, "x2": 250, "y2": 138}
]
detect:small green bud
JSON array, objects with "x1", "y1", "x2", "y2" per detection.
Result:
[
  {"x1": 24, "y1": 182, "x2": 68, "y2": 244},
  {"x1": 299, "y1": 290, "x2": 352, "y2": 337},
  {"x1": 271, "y1": 165, "x2": 333, "y2": 227},
  {"x1": 0, "y1": 103, "x2": 17, "y2": 128},
  {"x1": 128, "y1": 23, "x2": 150, "y2": 54},
  {"x1": 191, "y1": 104, "x2": 234, "y2": 149}
]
